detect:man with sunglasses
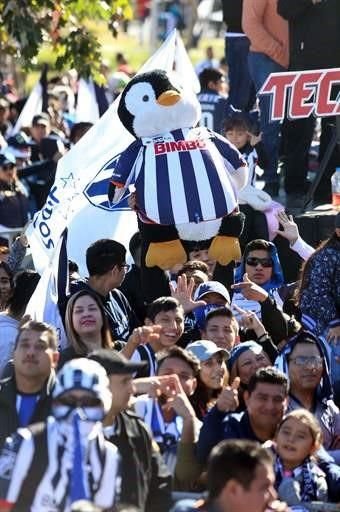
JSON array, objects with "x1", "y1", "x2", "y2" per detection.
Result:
[
  {"x1": 0, "y1": 152, "x2": 29, "y2": 236},
  {"x1": 231, "y1": 239, "x2": 295, "y2": 345},
  {"x1": 0, "y1": 358, "x2": 120, "y2": 512}
]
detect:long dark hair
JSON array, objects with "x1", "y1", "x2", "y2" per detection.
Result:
[
  {"x1": 190, "y1": 375, "x2": 224, "y2": 421},
  {"x1": 65, "y1": 289, "x2": 113, "y2": 355}
]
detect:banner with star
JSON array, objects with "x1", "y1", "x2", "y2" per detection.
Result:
[{"x1": 27, "y1": 30, "x2": 199, "y2": 275}]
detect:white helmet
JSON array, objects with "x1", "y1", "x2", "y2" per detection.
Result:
[{"x1": 53, "y1": 358, "x2": 112, "y2": 413}]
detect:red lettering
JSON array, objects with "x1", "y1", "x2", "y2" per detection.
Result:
[
  {"x1": 154, "y1": 142, "x2": 166, "y2": 155},
  {"x1": 259, "y1": 73, "x2": 296, "y2": 121},
  {"x1": 315, "y1": 69, "x2": 340, "y2": 116},
  {"x1": 169, "y1": 141, "x2": 186, "y2": 151},
  {"x1": 186, "y1": 140, "x2": 196, "y2": 150},
  {"x1": 155, "y1": 139, "x2": 207, "y2": 154},
  {"x1": 289, "y1": 71, "x2": 322, "y2": 119}
]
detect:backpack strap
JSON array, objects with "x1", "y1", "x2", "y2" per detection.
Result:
[{"x1": 12, "y1": 423, "x2": 48, "y2": 512}]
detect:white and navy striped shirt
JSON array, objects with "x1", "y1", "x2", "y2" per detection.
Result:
[
  {"x1": 0, "y1": 417, "x2": 120, "y2": 511},
  {"x1": 111, "y1": 127, "x2": 247, "y2": 225}
]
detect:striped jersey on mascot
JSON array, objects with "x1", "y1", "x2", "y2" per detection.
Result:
[{"x1": 109, "y1": 69, "x2": 248, "y2": 270}]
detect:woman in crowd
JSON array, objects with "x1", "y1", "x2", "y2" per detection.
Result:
[
  {"x1": 227, "y1": 340, "x2": 273, "y2": 411},
  {"x1": 58, "y1": 289, "x2": 115, "y2": 368},
  {"x1": 186, "y1": 339, "x2": 229, "y2": 420}
]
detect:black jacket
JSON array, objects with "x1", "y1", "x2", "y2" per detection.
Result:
[
  {"x1": 277, "y1": 0, "x2": 340, "y2": 70},
  {"x1": 221, "y1": 0, "x2": 244, "y2": 33},
  {"x1": 105, "y1": 410, "x2": 172, "y2": 512},
  {"x1": 119, "y1": 264, "x2": 146, "y2": 324},
  {"x1": 0, "y1": 372, "x2": 55, "y2": 448}
]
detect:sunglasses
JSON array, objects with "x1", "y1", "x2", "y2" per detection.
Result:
[
  {"x1": 57, "y1": 396, "x2": 102, "y2": 407},
  {"x1": 245, "y1": 256, "x2": 273, "y2": 268}
]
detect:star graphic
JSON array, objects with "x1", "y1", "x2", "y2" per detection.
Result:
[{"x1": 60, "y1": 172, "x2": 75, "y2": 188}]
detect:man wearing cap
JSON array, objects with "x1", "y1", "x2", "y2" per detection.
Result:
[
  {"x1": 89, "y1": 348, "x2": 172, "y2": 512},
  {"x1": 6, "y1": 132, "x2": 33, "y2": 170},
  {"x1": 30, "y1": 113, "x2": 51, "y2": 158},
  {"x1": 0, "y1": 151, "x2": 29, "y2": 233},
  {"x1": 0, "y1": 358, "x2": 120, "y2": 512}
]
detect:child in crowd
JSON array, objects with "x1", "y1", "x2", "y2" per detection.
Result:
[
  {"x1": 266, "y1": 409, "x2": 328, "y2": 505},
  {"x1": 223, "y1": 114, "x2": 283, "y2": 248},
  {"x1": 200, "y1": 306, "x2": 239, "y2": 351},
  {"x1": 122, "y1": 297, "x2": 184, "y2": 377}
]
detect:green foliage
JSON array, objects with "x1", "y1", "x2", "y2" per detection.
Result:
[{"x1": 0, "y1": 0, "x2": 132, "y2": 80}]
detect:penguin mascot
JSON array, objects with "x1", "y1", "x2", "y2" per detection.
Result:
[{"x1": 108, "y1": 69, "x2": 248, "y2": 271}]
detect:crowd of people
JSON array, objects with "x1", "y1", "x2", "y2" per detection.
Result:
[{"x1": 0, "y1": 1, "x2": 339, "y2": 511}]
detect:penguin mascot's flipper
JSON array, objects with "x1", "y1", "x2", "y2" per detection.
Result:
[{"x1": 108, "y1": 69, "x2": 248, "y2": 270}]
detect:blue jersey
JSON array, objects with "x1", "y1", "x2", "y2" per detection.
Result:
[
  {"x1": 197, "y1": 91, "x2": 230, "y2": 134},
  {"x1": 111, "y1": 127, "x2": 246, "y2": 226}
]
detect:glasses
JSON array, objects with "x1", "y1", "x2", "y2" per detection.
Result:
[
  {"x1": 289, "y1": 356, "x2": 323, "y2": 368},
  {"x1": 246, "y1": 256, "x2": 273, "y2": 268}
]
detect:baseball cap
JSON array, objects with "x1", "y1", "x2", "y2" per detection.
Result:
[
  {"x1": 227, "y1": 341, "x2": 263, "y2": 372},
  {"x1": 53, "y1": 358, "x2": 112, "y2": 413},
  {"x1": 194, "y1": 281, "x2": 230, "y2": 304},
  {"x1": 0, "y1": 152, "x2": 16, "y2": 166},
  {"x1": 32, "y1": 113, "x2": 50, "y2": 127},
  {"x1": 7, "y1": 132, "x2": 34, "y2": 159},
  {"x1": 89, "y1": 348, "x2": 147, "y2": 375},
  {"x1": 186, "y1": 339, "x2": 229, "y2": 362}
]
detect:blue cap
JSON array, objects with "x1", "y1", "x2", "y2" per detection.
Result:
[
  {"x1": 194, "y1": 281, "x2": 230, "y2": 304},
  {"x1": 186, "y1": 339, "x2": 229, "y2": 362},
  {"x1": 227, "y1": 341, "x2": 263, "y2": 371}
]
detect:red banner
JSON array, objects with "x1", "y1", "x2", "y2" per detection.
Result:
[{"x1": 259, "y1": 68, "x2": 340, "y2": 121}]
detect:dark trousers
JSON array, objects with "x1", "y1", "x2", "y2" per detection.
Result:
[
  {"x1": 281, "y1": 116, "x2": 315, "y2": 194},
  {"x1": 225, "y1": 36, "x2": 256, "y2": 111}
]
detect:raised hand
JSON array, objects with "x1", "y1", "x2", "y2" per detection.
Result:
[
  {"x1": 231, "y1": 273, "x2": 269, "y2": 303},
  {"x1": 170, "y1": 274, "x2": 206, "y2": 313},
  {"x1": 275, "y1": 210, "x2": 300, "y2": 245},
  {"x1": 216, "y1": 377, "x2": 240, "y2": 412}
]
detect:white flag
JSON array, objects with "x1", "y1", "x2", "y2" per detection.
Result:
[
  {"x1": 9, "y1": 67, "x2": 48, "y2": 136},
  {"x1": 25, "y1": 229, "x2": 69, "y2": 350},
  {"x1": 75, "y1": 78, "x2": 100, "y2": 122},
  {"x1": 27, "y1": 31, "x2": 196, "y2": 275}
]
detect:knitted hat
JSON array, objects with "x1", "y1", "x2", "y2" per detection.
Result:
[{"x1": 227, "y1": 341, "x2": 263, "y2": 372}]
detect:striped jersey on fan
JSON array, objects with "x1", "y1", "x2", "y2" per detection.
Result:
[
  {"x1": 0, "y1": 418, "x2": 120, "y2": 512},
  {"x1": 111, "y1": 127, "x2": 247, "y2": 225}
]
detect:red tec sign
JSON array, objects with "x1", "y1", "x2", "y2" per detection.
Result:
[{"x1": 259, "y1": 68, "x2": 340, "y2": 122}]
